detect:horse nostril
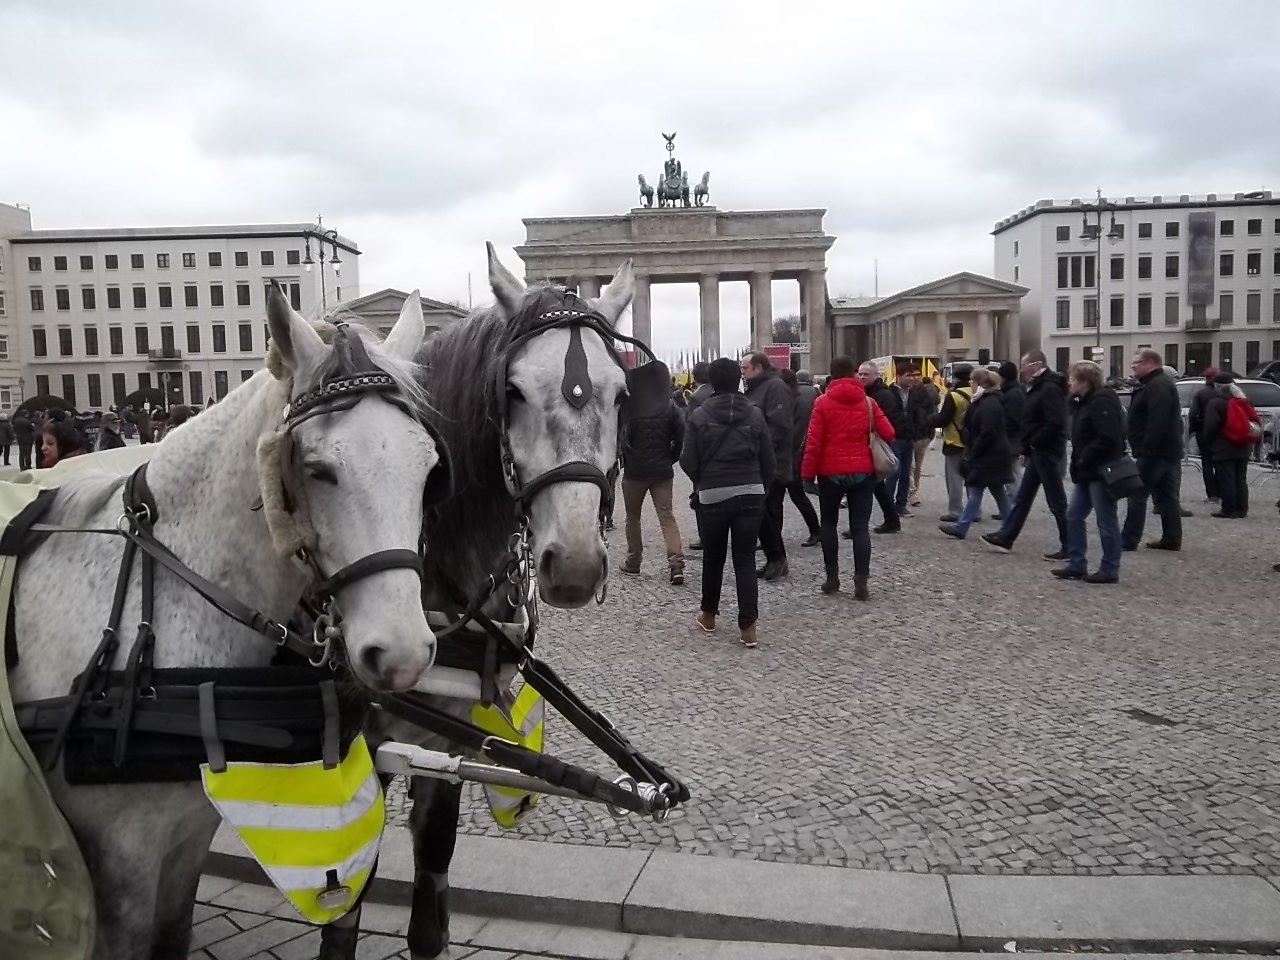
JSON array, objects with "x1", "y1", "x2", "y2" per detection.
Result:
[
  {"x1": 359, "y1": 644, "x2": 387, "y2": 681},
  {"x1": 538, "y1": 546, "x2": 560, "y2": 582}
]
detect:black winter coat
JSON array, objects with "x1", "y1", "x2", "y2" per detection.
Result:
[
  {"x1": 998, "y1": 380, "x2": 1026, "y2": 445},
  {"x1": 1126, "y1": 369, "x2": 1183, "y2": 460},
  {"x1": 791, "y1": 383, "x2": 819, "y2": 463},
  {"x1": 1021, "y1": 369, "x2": 1068, "y2": 457},
  {"x1": 680, "y1": 392, "x2": 775, "y2": 494},
  {"x1": 906, "y1": 382, "x2": 939, "y2": 440},
  {"x1": 1202, "y1": 389, "x2": 1255, "y2": 461},
  {"x1": 959, "y1": 391, "x2": 1013, "y2": 489},
  {"x1": 1069, "y1": 386, "x2": 1127, "y2": 483},
  {"x1": 97, "y1": 428, "x2": 127, "y2": 452},
  {"x1": 864, "y1": 379, "x2": 909, "y2": 441},
  {"x1": 622, "y1": 401, "x2": 684, "y2": 480},
  {"x1": 743, "y1": 369, "x2": 794, "y2": 483},
  {"x1": 1186, "y1": 382, "x2": 1217, "y2": 439}
]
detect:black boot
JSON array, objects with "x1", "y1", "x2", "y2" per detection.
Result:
[
  {"x1": 853, "y1": 575, "x2": 869, "y2": 601},
  {"x1": 821, "y1": 567, "x2": 839, "y2": 594}
]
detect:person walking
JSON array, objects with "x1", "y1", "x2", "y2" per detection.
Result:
[
  {"x1": 1054, "y1": 361, "x2": 1126, "y2": 584},
  {"x1": 618, "y1": 360, "x2": 686, "y2": 584},
  {"x1": 13, "y1": 410, "x2": 34, "y2": 471},
  {"x1": 1121, "y1": 348, "x2": 1183, "y2": 552},
  {"x1": 1186, "y1": 367, "x2": 1220, "y2": 504},
  {"x1": 681, "y1": 357, "x2": 775, "y2": 649},
  {"x1": 904, "y1": 365, "x2": 939, "y2": 507},
  {"x1": 1201, "y1": 371, "x2": 1257, "y2": 519},
  {"x1": 939, "y1": 368, "x2": 1013, "y2": 540},
  {"x1": 996, "y1": 361, "x2": 1026, "y2": 504},
  {"x1": 858, "y1": 361, "x2": 907, "y2": 532},
  {"x1": 96, "y1": 410, "x2": 127, "y2": 451},
  {"x1": 741, "y1": 351, "x2": 794, "y2": 581},
  {"x1": 685, "y1": 361, "x2": 713, "y2": 550},
  {"x1": 801, "y1": 356, "x2": 894, "y2": 600},
  {"x1": 981, "y1": 350, "x2": 1070, "y2": 559},
  {"x1": 780, "y1": 368, "x2": 821, "y2": 547},
  {"x1": 0, "y1": 413, "x2": 13, "y2": 467},
  {"x1": 928, "y1": 364, "x2": 974, "y2": 521}
]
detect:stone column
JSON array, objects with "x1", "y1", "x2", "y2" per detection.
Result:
[
  {"x1": 699, "y1": 273, "x2": 720, "y2": 359},
  {"x1": 631, "y1": 275, "x2": 652, "y2": 347},
  {"x1": 903, "y1": 312, "x2": 917, "y2": 355},
  {"x1": 578, "y1": 277, "x2": 601, "y2": 301},
  {"x1": 926, "y1": 311, "x2": 947, "y2": 358},
  {"x1": 803, "y1": 269, "x2": 830, "y2": 374},
  {"x1": 750, "y1": 271, "x2": 773, "y2": 349},
  {"x1": 977, "y1": 310, "x2": 993, "y2": 359}
]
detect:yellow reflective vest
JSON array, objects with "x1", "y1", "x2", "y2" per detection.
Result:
[
  {"x1": 941, "y1": 386, "x2": 972, "y2": 449},
  {"x1": 471, "y1": 684, "x2": 545, "y2": 828}
]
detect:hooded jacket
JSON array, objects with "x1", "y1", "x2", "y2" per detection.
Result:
[
  {"x1": 800, "y1": 377, "x2": 895, "y2": 479},
  {"x1": 1021, "y1": 367, "x2": 1068, "y2": 457},
  {"x1": 1202, "y1": 382, "x2": 1256, "y2": 461},
  {"x1": 743, "y1": 367, "x2": 794, "y2": 482},
  {"x1": 622, "y1": 360, "x2": 684, "y2": 480},
  {"x1": 680, "y1": 391, "x2": 775, "y2": 494}
]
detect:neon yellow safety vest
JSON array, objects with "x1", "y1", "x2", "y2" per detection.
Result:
[
  {"x1": 941, "y1": 386, "x2": 972, "y2": 449},
  {"x1": 471, "y1": 684, "x2": 545, "y2": 828},
  {"x1": 201, "y1": 734, "x2": 384, "y2": 925}
]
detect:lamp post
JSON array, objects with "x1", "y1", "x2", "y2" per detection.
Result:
[
  {"x1": 302, "y1": 215, "x2": 343, "y2": 315},
  {"x1": 1079, "y1": 188, "x2": 1124, "y2": 360}
]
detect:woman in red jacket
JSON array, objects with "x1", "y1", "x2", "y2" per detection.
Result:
[{"x1": 801, "y1": 355, "x2": 895, "y2": 599}]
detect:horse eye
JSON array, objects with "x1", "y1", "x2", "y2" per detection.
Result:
[
  {"x1": 506, "y1": 384, "x2": 525, "y2": 404},
  {"x1": 304, "y1": 460, "x2": 339, "y2": 485}
]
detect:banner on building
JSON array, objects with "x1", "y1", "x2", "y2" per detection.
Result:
[
  {"x1": 762, "y1": 344, "x2": 792, "y2": 369},
  {"x1": 1187, "y1": 211, "x2": 1216, "y2": 307}
]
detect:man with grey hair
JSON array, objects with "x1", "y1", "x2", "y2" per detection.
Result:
[
  {"x1": 858, "y1": 360, "x2": 909, "y2": 532},
  {"x1": 1121, "y1": 348, "x2": 1183, "y2": 551}
]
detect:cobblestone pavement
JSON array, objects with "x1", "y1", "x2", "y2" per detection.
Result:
[{"x1": 384, "y1": 451, "x2": 1280, "y2": 877}]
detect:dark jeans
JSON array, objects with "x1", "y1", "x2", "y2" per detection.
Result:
[
  {"x1": 1197, "y1": 433, "x2": 1218, "y2": 500},
  {"x1": 784, "y1": 478, "x2": 820, "y2": 535},
  {"x1": 699, "y1": 494, "x2": 764, "y2": 628},
  {"x1": 1122, "y1": 457, "x2": 1183, "y2": 547},
  {"x1": 890, "y1": 437, "x2": 914, "y2": 510},
  {"x1": 954, "y1": 484, "x2": 1012, "y2": 535},
  {"x1": 17, "y1": 440, "x2": 32, "y2": 471},
  {"x1": 997, "y1": 450, "x2": 1069, "y2": 549},
  {"x1": 872, "y1": 476, "x2": 900, "y2": 528},
  {"x1": 1213, "y1": 458, "x2": 1249, "y2": 517},
  {"x1": 819, "y1": 476, "x2": 875, "y2": 576},
  {"x1": 758, "y1": 479, "x2": 788, "y2": 562},
  {"x1": 1067, "y1": 480, "x2": 1121, "y2": 578}
]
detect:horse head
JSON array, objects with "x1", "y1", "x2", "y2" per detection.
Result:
[
  {"x1": 486, "y1": 244, "x2": 633, "y2": 607},
  {"x1": 265, "y1": 287, "x2": 444, "y2": 690}
]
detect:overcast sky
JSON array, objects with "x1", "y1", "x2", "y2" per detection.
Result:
[{"x1": 2, "y1": 0, "x2": 1276, "y2": 358}]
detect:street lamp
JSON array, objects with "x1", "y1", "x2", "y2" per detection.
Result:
[
  {"x1": 303, "y1": 215, "x2": 343, "y2": 314},
  {"x1": 1079, "y1": 188, "x2": 1124, "y2": 355}
]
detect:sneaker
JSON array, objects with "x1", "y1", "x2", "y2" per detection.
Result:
[
  {"x1": 873, "y1": 523, "x2": 901, "y2": 535},
  {"x1": 1210, "y1": 511, "x2": 1236, "y2": 519},
  {"x1": 982, "y1": 533, "x2": 1013, "y2": 552},
  {"x1": 669, "y1": 569, "x2": 684, "y2": 586},
  {"x1": 1051, "y1": 567, "x2": 1086, "y2": 580},
  {"x1": 910, "y1": 496, "x2": 922, "y2": 507},
  {"x1": 740, "y1": 624, "x2": 758, "y2": 649},
  {"x1": 897, "y1": 507, "x2": 913, "y2": 518},
  {"x1": 604, "y1": 520, "x2": 615, "y2": 532},
  {"x1": 939, "y1": 514, "x2": 958, "y2": 523},
  {"x1": 938, "y1": 523, "x2": 966, "y2": 540},
  {"x1": 1043, "y1": 548, "x2": 1068, "y2": 561},
  {"x1": 689, "y1": 541, "x2": 703, "y2": 551},
  {"x1": 695, "y1": 611, "x2": 716, "y2": 633},
  {"x1": 1146, "y1": 540, "x2": 1180, "y2": 551},
  {"x1": 801, "y1": 533, "x2": 821, "y2": 548},
  {"x1": 1083, "y1": 571, "x2": 1119, "y2": 584},
  {"x1": 620, "y1": 565, "x2": 640, "y2": 576}
]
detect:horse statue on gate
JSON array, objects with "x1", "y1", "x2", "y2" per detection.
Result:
[
  {"x1": 638, "y1": 174, "x2": 654, "y2": 208},
  {"x1": 694, "y1": 171, "x2": 711, "y2": 206},
  {"x1": 5, "y1": 287, "x2": 447, "y2": 959}
]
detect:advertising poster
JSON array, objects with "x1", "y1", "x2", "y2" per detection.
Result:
[{"x1": 1187, "y1": 211, "x2": 1216, "y2": 306}]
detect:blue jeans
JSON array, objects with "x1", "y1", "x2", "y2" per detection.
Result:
[
  {"x1": 954, "y1": 484, "x2": 1011, "y2": 535},
  {"x1": 891, "y1": 437, "x2": 914, "y2": 510},
  {"x1": 998, "y1": 450, "x2": 1069, "y2": 549},
  {"x1": 1066, "y1": 481, "x2": 1121, "y2": 577}
]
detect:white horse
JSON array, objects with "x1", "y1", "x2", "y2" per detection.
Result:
[{"x1": 9, "y1": 288, "x2": 446, "y2": 959}]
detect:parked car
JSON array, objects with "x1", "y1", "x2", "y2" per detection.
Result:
[{"x1": 1114, "y1": 375, "x2": 1280, "y2": 459}]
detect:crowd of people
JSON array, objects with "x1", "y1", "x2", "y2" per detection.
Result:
[
  {"x1": 615, "y1": 347, "x2": 1273, "y2": 648},
  {"x1": 0, "y1": 403, "x2": 199, "y2": 471}
]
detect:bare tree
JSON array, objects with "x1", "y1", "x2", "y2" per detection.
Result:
[{"x1": 772, "y1": 314, "x2": 801, "y2": 344}]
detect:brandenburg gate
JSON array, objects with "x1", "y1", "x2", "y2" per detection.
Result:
[{"x1": 514, "y1": 133, "x2": 836, "y2": 371}]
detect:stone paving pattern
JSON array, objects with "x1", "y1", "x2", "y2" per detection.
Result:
[{"x1": 384, "y1": 453, "x2": 1280, "y2": 876}]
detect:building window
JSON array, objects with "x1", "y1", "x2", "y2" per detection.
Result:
[
  {"x1": 335, "y1": 286, "x2": 341, "y2": 301},
  {"x1": 1057, "y1": 254, "x2": 1096, "y2": 289},
  {"x1": 187, "y1": 325, "x2": 201, "y2": 354},
  {"x1": 104, "y1": 254, "x2": 118, "y2": 270},
  {"x1": 137, "y1": 373, "x2": 151, "y2": 391},
  {"x1": 1274, "y1": 251, "x2": 1280, "y2": 275},
  {"x1": 79, "y1": 255, "x2": 93, "y2": 271},
  {"x1": 109, "y1": 326, "x2": 123, "y2": 355},
  {"x1": 58, "y1": 328, "x2": 73, "y2": 357},
  {"x1": 1055, "y1": 346, "x2": 1070, "y2": 373},
  {"x1": 133, "y1": 286, "x2": 147, "y2": 308},
  {"x1": 260, "y1": 250, "x2": 275, "y2": 267},
  {"x1": 156, "y1": 253, "x2": 170, "y2": 269},
  {"x1": 160, "y1": 325, "x2": 176, "y2": 353},
  {"x1": 35, "y1": 375, "x2": 49, "y2": 397},
  {"x1": 112, "y1": 373, "x2": 126, "y2": 406},
  {"x1": 1055, "y1": 225, "x2": 1070, "y2": 242},
  {"x1": 87, "y1": 374, "x2": 102, "y2": 408},
  {"x1": 1137, "y1": 296, "x2": 1152, "y2": 327},
  {"x1": 1274, "y1": 339, "x2": 1280, "y2": 361},
  {"x1": 84, "y1": 326, "x2": 98, "y2": 356},
  {"x1": 1165, "y1": 222, "x2": 1180, "y2": 238},
  {"x1": 0, "y1": 292, "x2": 5, "y2": 317},
  {"x1": 1248, "y1": 218, "x2": 1262, "y2": 236},
  {"x1": 1111, "y1": 223, "x2": 1125, "y2": 240},
  {"x1": 1165, "y1": 344, "x2": 1180, "y2": 371},
  {"x1": 212, "y1": 324, "x2": 227, "y2": 353},
  {"x1": 1138, "y1": 222, "x2": 1152, "y2": 239},
  {"x1": 236, "y1": 283, "x2": 250, "y2": 307},
  {"x1": 158, "y1": 285, "x2": 173, "y2": 308},
  {"x1": 1220, "y1": 293, "x2": 1234, "y2": 324},
  {"x1": 1137, "y1": 255, "x2": 1152, "y2": 279},
  {"x1": 1055, "y1": 299, "x2": 1070, "y2": 329},
  {"x1": 1109, "y1": 345, "x2": 1124, "y2": 380},
  {"x1": 1110, "y1": 256, "x2": 1124, "y2": 280},
  {"x1": 1248, "y1": 251, "x2": 1261, "y2": 276},
  {"x1": 1013, "y1": 240, "x2": 1019, "y2": 257},
  {"x1": 1275, "y1": 292, "x2": 1280, "y2": 324},
  {"x1": 53, "y1": 256, "x2": 67, "y2": 271},
  {"x1": 1220, "y1": 219, "x2": 1235, "y2": 237},
  {"x1": 81, "y1": 287, "x2": 96, "y2": 310},
  {"x1": 241, "y1": 369, "x2": 255, "y2": 383},
  {"x1": 1109, "y1": 297, "x2": 1124, "y2": 327},
  {"x1": 131, "y1": 253, "x2": 144, "y2": 269},
  {"x1": 289, "y1": 283, "x2": 301, "y2": 311},
  {"x1": 210, "y1": 284, "x2": 224, "y2": 307},
  {"x1": 1165, "y1": 295, "x2": 1179, "y2": 326},
  {"x1": 1083, "y1": 298, "x2": 1098, "y2": 328},
  {"x1": 208, "y1": 251, "x2": 222, "y2": 268},
  {"x1": 1220, "y1": 253, "x2": 1234, "y2": 277},
  {"x1": 1165, "y1": 255, "x2": 1179, "y2": 278},
  {"x1": 135, "y1": 326, "x2": 149, "y2": 354},
  {"x1": 106, "y1": 287, "x2": 120, "y2": 309},
  {"x1": 61, "y1": 375, "x2": 76, "y2": 407},
  {"x1": 190, "y1": 371, "x2": 204, "y2": 404},
  {"x1": 184, "y1": 285, "x2": 198, "y2": 308},
  {"x1": 234, "y1": 251, "x2": 249, "y2": 267},
  {"x1": 238, "y1": 323, "x2": 253, "y2": 352},
  {"x1": 55, "y1": 288, "x2": 70, "y2": 311},
  {"x1": 30, "y1": 289, "x2": 44, "y2": 311},
  {"x1": 286, "y1": 249, "x2": 301, "y2": 266},
  {"x1": 182, "y1": 252, "x2": 196, "y2": 268},
  {"x1": 215, "y1": 370, "x2": 229, "y2": 399},
  {"x1": 28, "y1": 257, "x2": 41, "y2": 272},
  {"x1": 1247, "y1": 292, "x2": 1261, "y2": 324},
  {"x1": 32, "y1": 328, "x2": 47, "y2": 358},
  {"x1": 1247, "y1": 340, "x2": 1261, "y2": 370},
  {"x1": 1220, "y1": 341, "x2": 1233, "y2": 372},
  {"x1": 948, "y1": 322, "x2": 964, "y2": 340},
  {"x1": 1013, "y1": 265, "x2": 1019, "y2": 282}
]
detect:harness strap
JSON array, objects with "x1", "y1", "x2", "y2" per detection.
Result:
[{"x1": 308, "y1": 549, "x2": 424, "y2": 602}]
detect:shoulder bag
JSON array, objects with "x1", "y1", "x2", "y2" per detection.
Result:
[
  {"x1": 1099, "y1": 454, "x2": 1144, "y2": 500},
  {"x1": 866, "y1": 398, "x2": 899, "y2": 481}
]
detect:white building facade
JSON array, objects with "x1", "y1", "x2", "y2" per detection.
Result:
[
  {"x1": 0, "y1": 210, "x2": 360, "y2": 410},
  {"x1": 993, "y1": 190, "x2": 1280, "y2": 379},
  {"x1": 0, "y1": 203, "x2": 34, "y2": 409}
]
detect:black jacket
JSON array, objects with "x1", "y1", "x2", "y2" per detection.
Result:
[
  {"x1": 1186, "y1": 382, "x2": 1217, "y2": 439},
  {"x1": 998, "y1": 380, "x2": 1026, "y2": 445},
  {"x1": 1069, "y1": 386, "x2": 1127, "y2": 483},
  {"x1": 1202, "y1": 388, "x2": 1255, "y2": 461},
  {"x1": 687, "y1": 382, "x2": 713, "y2": 415},
  {"x1": 743, "y1": 369, "x2": 794, "y2": 483},
  {"x1": 680, "y1": 392, "x2": 775, "y2": 494},
  {"x1": 97, "y1": 427, "x2": 127, "y2": 451},
  {"x1": 960, "y1": 391, "x2": 1013, "y2": 489},
  {"x1": 1126, "y1": 368, "x2": 1183, "y2": 461},
  {"x1": 622, "y1": 361, "x2": 684, "y2": 480},
  {"x1": 905, "y1": 382, "x2": 939, "y2": 440},
  {"x1": 791, "y1": 382, "x2": 819, "y2": 463},
  {"x1": 864, "y1": 379, "x2": 909, "y2": 440},
  {"x1": 1021, "y1": 368, "x2": 1068, "y2": 457}
]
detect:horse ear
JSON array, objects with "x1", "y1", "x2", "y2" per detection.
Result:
[
  {"x1": 266, "y1": 283, "x2": 327, "y2": 381},
  {"x1": 383, "y1": 289, "x2": 426, "y2": 361},
  {"x1": 486, "y1": 241, "x2": 525, "y2": 319},
  {"x1": 592, "y1": 259, "x2": 634, "y2": 327}
]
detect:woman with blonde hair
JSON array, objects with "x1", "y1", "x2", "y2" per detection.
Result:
[{"x1": 939, "y1": 367, "x2": 1012, "y2": 540}]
